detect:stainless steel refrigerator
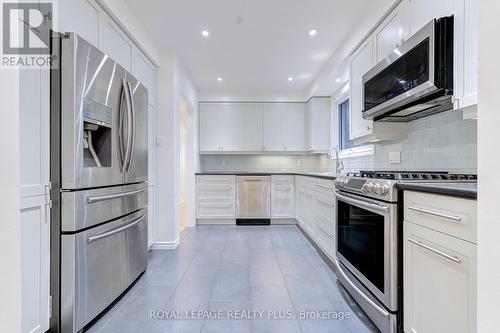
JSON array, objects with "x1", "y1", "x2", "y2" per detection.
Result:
[{"x1": 50, "y1": 33, "x2": 148, "y2": 333}]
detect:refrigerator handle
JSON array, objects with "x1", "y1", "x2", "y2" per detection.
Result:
[
  {"x1": 122, "y1": 78, "x2": 133, "y2": 174},
  {"x1": 117, "y1": 81, "x2": 127, "y2": 171},
  {"x1": 126, "y1": 81, "x2": 136, "y2": 173}
]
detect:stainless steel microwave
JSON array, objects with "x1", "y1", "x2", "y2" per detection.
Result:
[{"x1": 362, "y1": 16, "x2": 454, "y2": 122}]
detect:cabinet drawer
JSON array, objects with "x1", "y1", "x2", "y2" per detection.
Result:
[
  {"x1": 315, "y1": 193, "x2": 335, "y2": 222},
  {"x1": 315, "y1": 223, "x2": 335, "y2": 258},
  {"x1": 196, "y1": 175, "x2": 235, "y2": 187},
  {"x1": 404, "y1": 191, "x2": 477, "y2": 243},
  {"x1": 197, "y1": 186, "x2": 234, "y2": 200},
  {"x1": 314, "y1": 178, "x2": 335, "y2": 196},
  {"x1": 196, "y1": 201, "x2": 235, "y2": 219},
  {"x1": 316, "y1": 213, "x2": 334, "y2": 236}
]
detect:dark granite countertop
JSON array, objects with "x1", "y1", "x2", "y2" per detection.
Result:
[
  {"x1": 195, "y1": 171, "x2": 337, "y2": 180},
  {"x1": 397, "y1": 182, "x2": 477, "y2": 199}
]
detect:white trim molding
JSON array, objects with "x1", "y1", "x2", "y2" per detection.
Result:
[
  {"x1": 151, "y1": 238, "x2": 180, "y2": 250},
  {"x1": 338, "y1": 144, "x2": 375, "y2": 159}
]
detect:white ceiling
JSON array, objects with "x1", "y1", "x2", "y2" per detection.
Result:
[{"x1": 125, "y1": 0, "x2": 373, "y2": 98}]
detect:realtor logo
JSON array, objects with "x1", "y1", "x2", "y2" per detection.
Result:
[{"x1": 2, "y1": 2, "x2": 52, "y2": 54}]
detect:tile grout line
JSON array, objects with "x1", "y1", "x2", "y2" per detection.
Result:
[{"x1": 271, "y1": 227, "x2": 304, "y2": 333}]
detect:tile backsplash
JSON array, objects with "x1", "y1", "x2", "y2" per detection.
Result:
[{"x1": 201, "y1": 110, "x2": 477, "y2": 174}]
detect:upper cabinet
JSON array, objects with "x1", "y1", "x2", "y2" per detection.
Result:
[
  {"x1": 306, "y1": 97, "x2": 331, "y2": 152},
  {"x1": 349, "y1": 38, "x2": 375, "y2": 141},
  {"x1": 404, "y1": 0, "x2": 454, "y2": 39},
  {"x1": 100, "y1": 15, "x2": 133, "y2": 72},
  {"x1": 374, "y1": 2, "x2": 405, "y2": 62},
  {"x1": 199, "y1": 102, "x2": 309, "y2": 154},
  {"x1": 199, "y1": 103, "x2": 222, "y2": 152},
  {"x1": 263, "y1": 104, "x2": 285, "y2": 151},
  {"x1": 133, "y1": 50, "x2": 156, "y2": 106},
  {"x1": 59, "y1": 0, "x2": 100, "y2": 47},
  {"x1": 284, "y1": 104, "x2": 306, "y2": 152}
]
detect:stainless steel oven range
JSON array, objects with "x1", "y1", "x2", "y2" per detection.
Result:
[{"x1": 333, "y1": 171, "x2": 477, "y2": 333}]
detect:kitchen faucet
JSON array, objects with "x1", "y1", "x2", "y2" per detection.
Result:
[{"x1": 329, "y1": 147, "x2": 344, "y2": 175}]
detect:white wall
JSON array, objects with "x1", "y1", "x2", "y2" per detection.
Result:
[
  {"x1": 155, "y1": 51, "x2": 198, "y2": 248},
  {"x1": 0, "y1": 69, "x2": 22, "y2": 332},
  {"x1": 477, "y1": 1, "x2": 500, "y2": 331}
]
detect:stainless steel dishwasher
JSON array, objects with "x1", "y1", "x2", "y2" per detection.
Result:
[{"x1": 236, "y1": 176, "x2": 271, "y2": 225}]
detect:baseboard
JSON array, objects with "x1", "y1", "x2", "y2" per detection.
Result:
[
  {"x1": 196, "y1": 219, "x2": 236, "y2": 225},
  {"x1": 271, "y1": 218, "x2": 297, "y2": 225},
  {"x1": 150, "y1": 238, "x2": 180, "y2": 250}
]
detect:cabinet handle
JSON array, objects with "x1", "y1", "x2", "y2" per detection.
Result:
[
  {"x1": 317, "y1": 222, "x2": 334, "y2": 237},
  {"x1": 273, "y1": 187, "x2": 291, "y2": 191},
  {"x1": 408, "y1": 238, "x2": 461, "y2": 264},
  {"x1": 408, "y1": 206, "x2": 462, "y2": 222},
  {"x1": 316, "y1": 184, "x2": 334, "y2": 189},
  {"x1": 316, "y1": 197, "x2": 334, "y2": 207}
]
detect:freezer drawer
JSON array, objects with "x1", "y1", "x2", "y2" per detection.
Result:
[
  {"x1": 61, "y1": 209, "x2": 148, "y2": 333},
  {"x1": 61, "y1": 183, "x2": 148, "y2": 232}
]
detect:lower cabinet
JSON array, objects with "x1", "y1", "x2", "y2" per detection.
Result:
[
  {"x1": 271, "y1": 175, "x2": 295, "y2": 219},
  {"x1": 195, "y1": 176, "x2": 236, "y2": 222},
  {"x1": 20, "y1": 195, "x2": 51, "y2": 333},
  {"x1": 147, "y1": 186, "x2": 156, "y2": 249},
  {"x1": 404, "y1": 221, "x2": 476, "y2": 333}
]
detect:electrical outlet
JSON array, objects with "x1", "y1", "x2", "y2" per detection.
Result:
[
  {"x1": 297, "y1": 159, "x2": 302, "y2": 167},
  {"x1": 388, "y1": 151, "x2": 401, "y2": 164},
  {"x1": 221, "y1": 160, "x2": 227, "y2": 167},
  {"x1": 155, "y1": 136, "x2": 163, "y2": 147}
]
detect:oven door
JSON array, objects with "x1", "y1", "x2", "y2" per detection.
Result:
[{"x1": 335, "y1": 191, "x2": 398, "y2": 311}]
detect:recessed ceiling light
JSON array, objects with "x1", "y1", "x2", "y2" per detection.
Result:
[
  {"x1": 309, "y1": 29, "x2": 318, "y2": 37},
  {"x1": 288, "y1": 77, "x2": 294, "y2": 82},
  {"x1": 335, "y1": 78, "x2": 341, "y2": 83},
  {"x1": 201, "y1": 30, "x2": 210, "y2": 37},
  {"x1": 217, "y1": 77, "x2": 223, "y2": 82}
]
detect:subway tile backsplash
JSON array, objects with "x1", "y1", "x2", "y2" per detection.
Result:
[{"x1": 201, "y1": 110, "x2": 477, "y2": 174}]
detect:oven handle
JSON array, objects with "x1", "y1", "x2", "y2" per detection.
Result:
[
  {"x1": 335, "y1": 192, "x2": 390, "y2": 213},
  {"x1": 333, "y1": 258, "x2": 390, "y2": 318}
]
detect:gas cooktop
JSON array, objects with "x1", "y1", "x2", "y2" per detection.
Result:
[{"x1": 334, "y1": 171, "x2": 477, "y2": 202}]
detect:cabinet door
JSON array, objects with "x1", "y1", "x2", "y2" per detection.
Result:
[
  {"x1": 148, "y1": 186, "x2": 155, "y2": 248},
  {"x1": 20, "y1": 196, "x2": 50, "y2": 333},
  {"x1": 60, "y1": 0, "x2": 100, "y2": 47},
  {"x1": 199, "y1": 104, "x2": 222, "y2": 152},
  {"x1": 404, "y1": 0, "x2": 454, "y2": 38},
  {"x1": 304, "y1": 191, "x2": 316, "y2": 237},
  {"x1": 373, "y1": 3, "x2": 405, "y2": 62},
  {"x1": 221, "y1": 103, "x2": 244, "y2": 151},
  {"x1": 100, "y1": 14, "x2": 133, "y2": 71},
  {"x1": 454, "y1": 0, "x2": 478, "y2": 110},
  {"x1": 308, "y1": 98, "x2": 331, "y2": 151},
  {"x1": 305, "y1": 101, "x2": 313, "y2": 150},
  {"x1": 243, "y1": 104, "x2": 263, "y2": 151},
  {"x1": 271, "y1": 176, "x2": 295, "y2": 218},
  {"x1": 133, "y1": 50, "x2": 156, "y2": 106},
  {"x1": 20, "y1": 68, "x2": 49, "y2": 198},
  {"x1": 263, "y1": 104, "x2": 285, "y2": 151},
  {"x1": 284, "y1": 104, "x2": 306, "y2": 151},
  {"x1": 404, "y1": 221, "x2": 476, "y2": 333},
  {"x1": 349, "y1": 38, "x2": 374, "y2": 140}
]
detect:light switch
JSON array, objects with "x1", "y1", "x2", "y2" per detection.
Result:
[
  {"x1": 156, "y1": 136, "x2": 163, "y2": 147},
  {"x1": 221, "y1": 160, "x2": 227, "y2": 167},
  {"x1": 297, "y1": 159, "x2": 302, "y2": 167},
  {"x1": 388, "y1": 151, "x2": 401, "y2": 164}
]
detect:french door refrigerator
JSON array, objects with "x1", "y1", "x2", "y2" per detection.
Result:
[{"x1": 50, "y1": 33, "x2": 148, "y2": 333}]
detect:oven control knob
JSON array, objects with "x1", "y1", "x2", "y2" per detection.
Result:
[
  {"x1": 334, "y1": 179, "x2": 345, "y2": 188},
  {"x1": 374, "y1": 184, "x2": 384, "y2": 195},
  {"x1": 361, "y1": 183, "x2": 370, "y2": 193}
]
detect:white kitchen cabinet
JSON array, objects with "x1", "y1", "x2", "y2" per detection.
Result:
[
  {"x1": 284, "y1": 103, "x2": 306, "y2": 152},
  {"x1": 404, "y1": 221, "x2": 476, "y2": 333},
  {"x1": 373, "y1": 2, "x2": 405, "y2": 62},
  {"x1": 221, "y1": 103, "x2": 245, "y2": 151},
  {"x1": 403, "y1": 0, "x2": 454, "y2": 39},
  {"x1": 349, "y1": 38, "x2": 374, "y2": 141},
  {"x1": 133, "y1": 50, "x2": 156, "y2": 106},
  {"x1": 242, "y1": 104, "x2": 263, "y2": 151},
  {"x1": 199, "y1": 103, "x2": 222, "y2": 152},
  {"x1": 20, "y1": 68, "x2": 49, "y2": 198},
  {"x1": 100, "y1": 13, "x2": 133, "y2": 72},
  {"x1": 263, "y1": 104, "x2": 285, "y2": 151},
  {"x1": 20, "y1": 196, "x2": 50, "y2": 333},
  {"x1": 295, "y1": 186, "x2": 307, "y2": 227},
  {"x1": 453, "y1": 0, "x2": 478, "y2": 111},
  {"x1": 306, "y1": 98, "x2": 330, "y2": 152},
  {"x1": 59, "y1": 0, "x2": 100, "y2": 47},
  {"x1": 147, "y1": 104, "x2": 156, "y2": 184},
  {"x1": 148, "y1": 186, "x2": 156, "y2": 248},
  {"x1": 271, "y1": 176, "x2": 295, "y2": 218},
  {"x1": 196, "y1": 176, "x2": 236, "y2": 222}
]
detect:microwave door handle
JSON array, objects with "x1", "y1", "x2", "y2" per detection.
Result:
[
  {"x1": 126, "y1": 81, "x2": 136, "y2": 173},
  {"x1": 333, "y1": 258, "x2": 390, "y2": 318},
  {"x1": 122, "y1": 78, "x2": 133, "y2": 173}
]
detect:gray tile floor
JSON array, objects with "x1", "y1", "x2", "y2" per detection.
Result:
[{"x1": 87, "y1": 225, "x2": 379, "y2": 333}]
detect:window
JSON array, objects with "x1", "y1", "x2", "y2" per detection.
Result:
[{"x1": 339, "y1": 99, "x2": 356, "y2": 150}]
